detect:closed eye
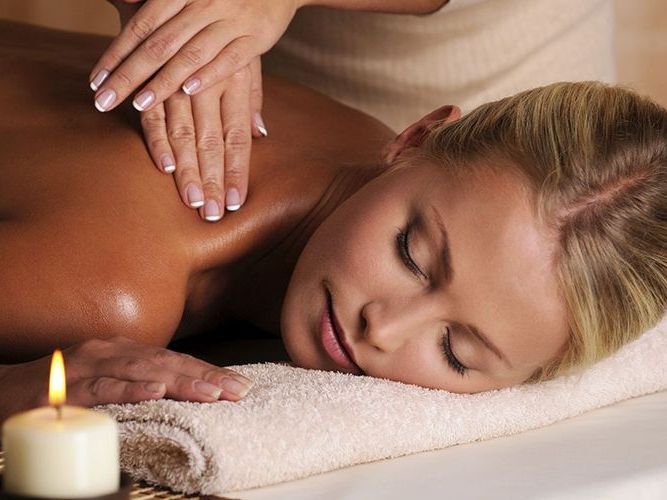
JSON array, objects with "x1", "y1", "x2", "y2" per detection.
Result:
[{"x1": 396, "y1": 223, "x2": 428, "y2": 280}]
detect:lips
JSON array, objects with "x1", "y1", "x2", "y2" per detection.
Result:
[{"x1": 320, "y1": 287, "x2": 363, "y2": 375}]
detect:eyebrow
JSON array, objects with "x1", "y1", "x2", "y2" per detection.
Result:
[
  {"x1": 428, "y1": 205, "x2": 454, "y2": 286},
  {"x1": 428, "y1": 205, "x2": 512, "y2": 369},
  {"x1": 466, "y1": 324, "x2": 512, "y2": 369}
]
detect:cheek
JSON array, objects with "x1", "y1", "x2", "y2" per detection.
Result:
[{"x1": 364, "y1": 338, "x2": 476, "y2": 392}]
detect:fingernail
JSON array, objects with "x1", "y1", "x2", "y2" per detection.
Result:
[
  {"x1": 186, "y1": 184, "x2": 205, "y2": 208},
  {"x1": 182, "y1": 78, "x2": 201, "y2": 95},
  {"x1": 225, "y1": 188, "x2": 242, "y2": 211},
  {"x1": 94, "y1": 89, "x2": 116, "y2": 112},
  {"x1": 220, "y1": 376, "x2": 252, "y2": 397},
  {"x1": 161, "y1": 155, "x2": 176, "y2": 173},
  {"x1": 255, "y1": 112, "x2": 268, "y2": 137},
  {"x1": 204, "y1": 200, "x2": 222, "y2": 221},
  {"x1": 133, "y1": 90, "x2": 155, "y2": 111},
  {"x1": 194, "y1": 380, "x2": 222, "y2": 398},
  {"x1": 90, "y1": 69, "x2": 109, "y2": 91},
  {"x1": 145, "y1": 382, "x2": 165, "y2": 393}
]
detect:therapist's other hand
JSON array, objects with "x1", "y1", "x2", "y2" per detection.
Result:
[
  {"x1": 0, "y1": 336, "x2": 253, "y2": 422},
  {"x1": 141, "y1": 59, "x2": 261, "y2": 218},
  {"x1": 89, "y1": 0, "x2": 296, "y2": 118}
]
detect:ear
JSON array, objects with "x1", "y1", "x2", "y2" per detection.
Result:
[{"x1": 382, "y1": 105, "x2": 461, "y2": 164}]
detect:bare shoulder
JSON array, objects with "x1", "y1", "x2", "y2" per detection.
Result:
[
  {"x1": 262, "y1": 75, "x2": 395, "y2": 168},
  {"x1": 0, "y1": 217, "x2": 188, "y2": 363}
]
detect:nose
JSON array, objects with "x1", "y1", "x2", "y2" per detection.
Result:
[{"x1": 360, "y1": 299, "x2": 435, "y2": 352}]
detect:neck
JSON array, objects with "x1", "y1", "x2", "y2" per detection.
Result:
[{"x1": 177, "y1": 164, "x2": 383, "y2": 338}]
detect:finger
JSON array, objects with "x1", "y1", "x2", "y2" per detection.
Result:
[
  {"x1": 182, "y1": 35, "x2": 258, "y2": 98},
  {"x1": 140, "y1": 102, "x2": 176, "y2": 174},
  {"x1": 89, "y1": 337, "x2": 249, "y2": 387},
  {"x1": 94, "y1": 5, "x2": 212, "y2": 112},
  {"x1": 96, "y1": 350, "x2": 252, "y2": 401},
  {"x1": 249, "y1": 57, "x2": 267, "y2": 139},
  {"x1": 164, "y1": 93, "x2": 204, "y2": 209},
  {"x1": 144, "y1": 350, "x2": 253, "y2": 401},
  {"x1": 191, "y1": 86, "x2": 225, "y2": 222},
  {"x1": 70, "y1": 376, "x2": 166, "y2": 407},
  {"x1": 135, "y1": 23, "x2": 238, "y2": 111},
  {"x1": 90, "y1": 0, "x2": 186, "y2": 90},
  {"x1": 220, "y1": 67, "x2": 252, "y2": 212},
  {"x1": 91, "y1": 358, "x2": 225, "y2": 402}
]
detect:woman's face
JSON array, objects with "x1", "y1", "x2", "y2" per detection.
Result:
[{"x1": 281, "y1": 159, "x2": 569, "y2": 393}]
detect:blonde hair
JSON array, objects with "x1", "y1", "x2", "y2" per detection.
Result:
[{"x1": 419, "y1": 82, "x2": 667, "y2": 381}]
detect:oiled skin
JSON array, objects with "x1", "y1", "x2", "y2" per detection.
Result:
[{"x1": 0, "y1": 21, "x2": 394, "y2": 363}]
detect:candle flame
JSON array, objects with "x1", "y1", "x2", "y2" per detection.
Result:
[{"x1": 49, "y1": 349, "x2": 66, "y2": 407}]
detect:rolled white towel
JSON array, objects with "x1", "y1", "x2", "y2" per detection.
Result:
[{"x1": 96, "y1": 315, "x2": 667, "y2": 496}]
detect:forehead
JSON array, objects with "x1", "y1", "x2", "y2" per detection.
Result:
[{"x1": 420, "y1": 161, "x2": 569, "y2": 373}]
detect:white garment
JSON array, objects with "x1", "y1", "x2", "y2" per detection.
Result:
[{"x1": 264, "y1": 0, "x2": 616, "y2": 131}]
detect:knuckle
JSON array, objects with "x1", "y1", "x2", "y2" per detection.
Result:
[
  {"x1": 153, "y1": 72, "x2": 178, "y2": 93},
  {"x1": 128, "y1": 17, "x2": 154, "y2": 42},
  {"x1": 225, "y1": 128, "x2": 250, "y2": 149},
  {"x1": 120, "y1": 357, "x2": 147, "y2": 376},
  {"x1": 148, "y1": 137, "x2": 169, "y2": 154},
  {"x1": 201, "y1": 368, "x2": 221, "y2": 383},
  {"x1": 176, "y1": 375, "x2": 198, "y2": 392},
  {"x1": 140, "y1": 111, "x2": 165, "y2": 128},
  {"x1": 250, "y1": 85, "x2": 263, "y2": 100},
  {"x1": 224, "y1": 163, "x2": 245, "y2": 181},
  {"x1": 174, "y1": 168, "x2": 198, "y2": 187},
  {"x1": 112, "y1": 69, "x2": 134, "y2": 90},
  {"x1": 225, "y1": 50, "x2": 244, "y2": 70},
  {"x1": 151, "y1": 349, "x2": 173, "y2": 365},
  {"x1": 168, "y1": 125, "x2": 196, "y2": 143},
  {"x1": 177, "y1": 45, "x2": 204, "y2": 67},
  {"x1": 196, "y1": 133, "x2": 223, "y2": 153},
  {"x1": 77, "y1": 338, "x2": 107, "y2": 355},
  {"x1": 143, "y1": 33, "x2": 177, "y2": 62},
  {"x1": 201, "y1": 180, "x2": 223, "y2": 197},
  {"x1": 228, "y1": 67, "x2": 250, "y2": 87},
  {"x1": 88, "y1": 377, "x2": 115, "y2": 398}
]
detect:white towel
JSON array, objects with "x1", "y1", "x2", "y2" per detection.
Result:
[{"x1": 96, "y1": 315, "x2": 667, "y2": 496}]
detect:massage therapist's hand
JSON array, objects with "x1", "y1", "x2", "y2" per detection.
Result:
[
  {"x1": 140, "y1": 60, "x2": 261, "y2": 217},
  {"x1": 89, "y1": 0, "x2": 297, "y2": 116},
  {"x1": 0, "y1": 336, "x2": 252, "y2": 422}
]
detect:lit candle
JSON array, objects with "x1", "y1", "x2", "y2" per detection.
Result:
[{"x1": 1, "y1": 349, "x2": 120, "y2": 498}]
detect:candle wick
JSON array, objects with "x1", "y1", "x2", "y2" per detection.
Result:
[{"x1": 56, "y1": 405, "x2": 63, "y2": 420}]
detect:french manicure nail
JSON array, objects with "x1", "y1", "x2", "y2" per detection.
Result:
[
  {"x1": 225, "y1": 188, "x2": 242, "y2": 211},
  {"x1": 255, "y1": 112, "x2": 268, "y2": 137},
  {"x1": 204, "y1": 200, "x2": 222, "y2": 221},
  {"x1": 145, "y1": 382, "x2": 165, "y2": 393},
  {"x1": 182, "y1": 78, "x2": 201, "y2": 95},
  {"x1": 194, "y1": 380, "x2": 222, "y2": 398},
  {"x1": 94, "y1": 89, "x2": 116, "y2": 112},
  {"x1": 90, "y1": 69, "x2": 109, "y2": 91},
  {"x1": 186, "y1": 184, "x2": 205, "y2": 208},
  {"x1": 161, "y1": 155, "x2": 176, "y2": 173},
  {"x1": 220, "y1": 376, "x2": 252, "y2": 397},
  {"x1": 133, "y1": 90, "x2": 155, "y2": 111}
]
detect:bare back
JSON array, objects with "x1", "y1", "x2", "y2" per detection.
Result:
[{"x1": 0, "y1": 21, "x2": 393, "y2": 362}]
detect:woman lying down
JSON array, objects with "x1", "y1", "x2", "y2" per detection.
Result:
[{"x1": 0, "y1": 20, "x2": 665, "y2": 424}]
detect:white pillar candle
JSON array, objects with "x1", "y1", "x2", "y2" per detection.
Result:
[
  {"x1": 1, "y1": 349, "x2": 120, "y2": 498},
  {"x1": 2, "y1": 406, "x2": 120, "y2": 498}
]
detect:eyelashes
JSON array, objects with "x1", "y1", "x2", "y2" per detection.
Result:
[
  {"x1": 396, "y1": 222, "x2": 467, "y2": 376},
  {"x1": 396, "y1": 222, "x2": 427, "y2": 280},
  {"x1": 441, "y1": 327, "x2": 467, "y2": 376}
]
